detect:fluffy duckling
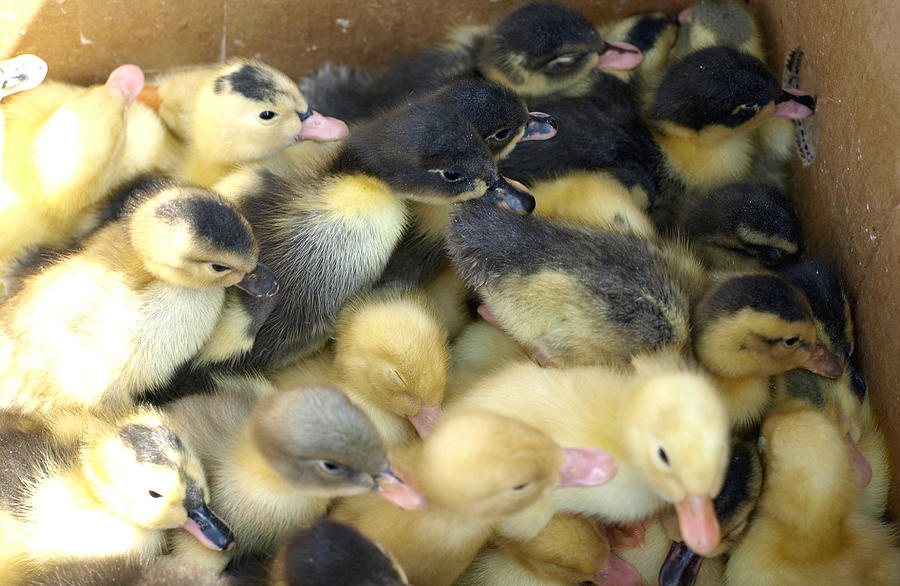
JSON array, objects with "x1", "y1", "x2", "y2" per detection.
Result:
[
  {"x1": 213, "y1": 84, "x2": 533, "y2": 371},
  {"x1": 273, "y1": 288, "x2": 449, "y2": 444},
  {"x1": 421, "y1": 263, "x2": 473, "y2": 339},
  {"x1": 692, "y1": 271, "x2": 844, "y2": 429},
  {"x1": 269, "y1": 518, "x2": 409, "y2": 586},
  {"x1": 0, "y1": 54, "x2": 48, "y2": 101},
  {"x1": 450, "y1": 353, "x2": 730, "y2": 558},
  {"x1": 0, "y1": 407, "x2": 233, "y2": 584},
  {"x1": 0, "y1": 175, "x2": 276, "y2": 420},
  {"x1": 599, "y1": 11, "x2": 679, "y2": 96},
  {"x1": 302, "y1": 2, "x2": 641, "y2": 121},
  {"x1": 29, "y1": 557, "x2": 231, "y2": 586},
  {"x1": 855, "y1": 389, "x2": 891, "y2": 520},
  {"x1": 331, "y1": 408, "x2": 616, "y2": 586},
  {"x1": 725, "y1": 408, "x2": 900, "y2": 585},
  {"x1": 152, "y1": 59, "x2": 348, "y2": 187},
  {"x1": 446, "y1": 319, "x2": 530, "y2": 404},
  {"x1": 164, "y1": 379, "x2": 425, "y2": 572},
  {"x1": 447, "y1": 198, "x2": 704, "y2": 367},
  {"x1": 0, "y1": 64, "x2": 171, "y2": 272},
  {"x1": 677, "y1": 181, "x2": 801, "y2": 272}
]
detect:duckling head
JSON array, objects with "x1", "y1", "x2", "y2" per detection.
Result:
[
  {"x1": 693, "y1": 272, "x2": 844, "y2": 378},
  {"x1": 648, "y1": 46, "x2": 815, "y2": 143},
  {"x1": 196, "y1": 59, "x2": 348, "y2": 165},
  {"x1": 334, "y1": 292, "x2": 449, "y2": 437},
  {"x1": 480, "y1": 2, "x2": 642, "y2": 98},
  {"x1": 250, "y1": 385, "x2": 426, "y2": 509},
  {"x1": 624, "y1": 354, "x2": 730, "y2": 557},
  {"x1": 82, "y1": 407, "x2": 234, "y2": 551},
  {"x1": 673, "y1": 0, "x2": 764, "y2": 60},
  {"x1": 124, "y1": 176, "x2": 278, "y2": 297}
]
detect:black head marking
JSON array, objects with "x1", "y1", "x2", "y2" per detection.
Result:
[
  {"x1": 491, "y1": 2, "x2": 600, "y2": 70},
  {"x1": 778, "y1": 259, "x2": 851, "y2": 359},
  {"x1": 118, "y1": 424, "x2": 184, "y2": 466},
  {"x1": 700, "y1": 273, "x2": 812, "y2": 324},
  {"x1": 182, "y1": 478, "x2": 205, "y2": 510},
  {"x1": 155, "y1": 196, "x2": 255, "y2": 256},
  {"x1": 624, "y1": 13, "x2": 674, "y2": 53},
  {"x1": 213, "y1": 64, "x2": 285, "y2": 103},
  {"x1": 432, "y1": 80, "x2": 528, "y2": 155}
]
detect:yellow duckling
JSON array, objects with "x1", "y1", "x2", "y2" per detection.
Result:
[
  {"x1": 28, "y1": 556, "x2": 230, "y2": 586},
  {"x1": 0, "y1": 407, "x2": 232, "y2": 584},
  {"x1": 150, "y1": 58, "x2": 348, "y2": 187},
  {"x1": 0, "y1": 175, "x2": 277, "y2": 420}
]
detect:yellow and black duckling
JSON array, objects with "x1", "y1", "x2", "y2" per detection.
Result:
[
  {"x1": 211, "y1": 83, "x2": 533, "y2": 372},
  {"x1": 0, "y1": 407, "x2": 233, "y2": 584},
  {"x1": 274, "y1": 288, "x2": 449, "y2": 445},
  {"x1": 446, "y1": 198, "x2": 704, "y2": 367},
  {"x1": 331, "y1": 408, "x2": 616, "y2": 586},
  {"x1": 450, "y1": 353, "x2": 730, "y2": 558},
  {"x1": 164, "y1": 378, "x2": 425, "y2": 572},
  {"x1": 151, "y1": 58, "x2": 348, "y2": 187},
  {"x1": 0, "y1": 175, "x2": 277, "y2": 420},
  {"x1": 599, "y1": 10, "x2": 679, "y2": 97},
  {"x1": 0, "y1": 53, "x2": 48, "y2": 101},
  {"x1": 269, "y1": 518, "x2": 409, "y2": 586},
  {"x1": 692, "y1": 271, "x2": 844, "y2": 429},
  {"x1": 677, "y1": 181, "x2": 802, "y2": 272},
  {"x1": 0, "y1": 64, "x2": 172, "y2": 273},
  {"x1": 725, "y1": 408, "x2": 900, "y2": 585},
  {"x1": 301, "y1": 1, "x2": 642, "y2": 122}
]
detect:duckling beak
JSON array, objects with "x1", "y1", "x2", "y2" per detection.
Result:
[
  {"x1": 799, "y1": 341, "x2": 844, "y2": 378},
  {"x1": 659, "y1": 541, "x2": 703, "y2": 586},
  {"x1": 409, "y1": 403, "x2": 442, "y2": 439},
  {"x1": 773, "y1": 88, "x2": 816, "y2": 119},
  {"x1": 673, "y1": 494, "x2": 720, "y2": 557},
  {"x1": 183, "y1": 502, "x2": 235, "y2": 551},
  {"x1": 296, "y1": 108, "x2": 350, "y2": 142},
  {"x1": 593, "y1": 553, "x2": 643, "y2": 586},
  {"x1": 373, "y1": 468, "x2": 428, "y2": 511},
  {"x1": 482, "y1": 176, "x2": 535, "y2": 214},
  {"x1": 596, "y1": 41, "x2": 643, "y2": 70},
  {"x1": 677, "y1": 6, "x2": 693, "y2": 25},
  {"x1": 520, "y1": 112, "x2": 558, "y2": 142},
  {"x1": 105, "y1": 63, "x2": 145, "y2": 108},
  {"x1": 558, "y1": 447, "x2": 618, "y2": 487},
  {"x1": 233, "y1": 261, "x2": 279, "y2": 298}
]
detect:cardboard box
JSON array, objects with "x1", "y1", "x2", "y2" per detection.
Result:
[{"x1": 4, "y1": 0, "x2": 898, "y2": 514}]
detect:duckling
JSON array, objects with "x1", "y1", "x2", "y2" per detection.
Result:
[
  {"x1": 270, "y1": 518, "x2": 409, "y2": 586},
  {"x1": 29, "y1": 556, "x2": 232, "y2": 586},
  {"x1": 0, "y1": 175, "x2": 277, "y2": 420},
  {"x1": 301, "y1": 1, "x2": 642, "y2": 122},
  {"x1": 0, "y1": 64, "x2": 172, "y2": 273},
  {"x1": 0, "y1": 407, "x2": 233, "y2": 583},
  {"x1": 421, "y1": 263, "x2": 473, "y2": 339},
  {"x1": 677, "y1": 181, "x2": 801, "y2": 272},
  {"x1": 725, "y1": 408, "x2": 900, "y2": 585},
  {"x1": 449, "y1": 353, "x2": 730, "y2": 557},
  {"x1": 446, "y1": 198, "x2": 704, "y2": 367},
  {"x1": 0, "y1": 54, "x2": 48, "y2": 101},
  {"x1": 691, "y1": 271, "x2": 844, "y2": 429},
  {"x1": 273, "y1": 287, "x2": 449, "y2": 444},
  {"x1": 152, "y1": 59, "x2": 348, "y2": 187},
  {"x1": 855, "y1": 388, "x2": 891, "y2": 520},
  {"x1": 446, "y1": 319, "x2": 531, "y2": 404},
  {"x1": 164, "y1": 379, "x2": 425, "y2": 572},
  {"x1": 331, "y1": 408, "x2": 616, "y2": 586},
  {"x1": 599, "y1": 11, "x2": 679, "y2": 96},
  {"x1": 214, "y1": 84, "x2": 533, "y2": 371}
]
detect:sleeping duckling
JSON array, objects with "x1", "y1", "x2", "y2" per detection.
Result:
[
  {"x1": 331, "y1": 408, "x2": 616, "y2": 586},
  {"x1": 0, "y1": 407, "x2": 233, "y2": 584},
  {"x1": 0, "y1": 64, "x2": 172, "y2": 273},
  {"x1": 0, "y1": 54, "x2": 48, "y2": 101},
  {"x1": 450, "y1": 353, "x2": 730, "y2": 558},
  {"x1": 213, "y1": 84, "x2": 533, "y2": 371},
  {"x1": 273, "y1": 287, "x2": 449, "y2": 444},
  {"x1": 270, "y1": 518, "x2": 409, "y2": 586},
  {"x1": 447, "y1": 198, "x2": 704, "y2": 367},
  {"x1": 677, "y1": 181, "x2": 801, "y2": 272},
  {"x1": 165, "y1": 379, "x2": 425, "y2": 572},
  {"x1": 725, "y1": 408, "x2": 900, "y2": 585},
  {"x1": 152, "y1": 59, "x2": 348, "y2": 187},
  {"x1": 301, "y1": 1, "x2": 642, "y2": 122},
  {"x1": 0, "y1": 175, "x2": 276, "y2": 420}
]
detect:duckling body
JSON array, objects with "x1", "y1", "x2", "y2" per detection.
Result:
[
  {"x1": 165, "y1": 379, "x2": 424, "y2": 571},
  {"x1": 0, "y1": 176, "x2": 272, "y2": 419},
  {"x1": 153, "y1": 59, "x2": 348, "y2": 187},
  {"x1": 29, "y1": 556, "x2": 232, "y2": 586},
  {"x1": 0, "y1": 407, "x2": 232, "y2": 583},
  {"x1": 0, "y1": 65, "x2": 171, "y2": 272}
]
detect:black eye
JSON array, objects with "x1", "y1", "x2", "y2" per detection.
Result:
[
  {"x1": 488, "y1": 127, "x2": 512, "y2": 142},
  {"x1": 512, "y1": 482, "x2": 530, "y2": 491},
  {"x1": 319, "y1": 460, "x2": 343, "y2": 474},
  {"x1": 658, "y1": 447, "x2": 669, "y2": 466},
  {"x1": 148, "y1": 490, "x2": 163, "y2": 498},
  {"x1": 440, "y1": 170, "x2": 463, "y2": 183},
  {"x1": 783, "y1": 336, "x2": 800, "y2": 348},
  {"x1": 210, "y1": 263, "x2": 230, "y2": 273},
  {"x1": 259, "y1": 110, "x2": 277, "y2": 120}
]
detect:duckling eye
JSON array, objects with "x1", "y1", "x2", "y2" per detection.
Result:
[
  {"x1": 148, "y1": 490, "x2": 163, "y2": 498},
  {"x1": 512, "y1": 482, "x2": 530, "y2": 491},
  {"x1": 259, "y1": 110, "x2": 277, "y2": 120},
  {"x1": 782, "y1": 336, "x2": 800, "y2": 348},
  {"x1": 487, "y1": 127, "x2": 512, "y2": 143},
  {"x1": 545, "y1": 53, "x2": 584, "y2": 71},
  {"x1": 318, "y1": 460, "x2": 344, "y2": 475},
  {"x1": 658, "y1": 447, "x2": 670, "y2": 466},
  {"x1": 210, "y1": 263, "x2": 231, "y2": 273},
  {"x1": 731, "y1": 103, "x2": 759, "y2": 115},
  {"x1": 438, "y1": 170, "x2": 463, "y2": 183}
]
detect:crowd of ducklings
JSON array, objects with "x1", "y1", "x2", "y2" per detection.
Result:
[{"x1": 0, "y1": 1, "x2": 895, "y2": 584}]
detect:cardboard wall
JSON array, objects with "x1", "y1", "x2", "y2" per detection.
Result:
[{"x1": 3, "y1": 0, "x2": 898, "y2": 513}]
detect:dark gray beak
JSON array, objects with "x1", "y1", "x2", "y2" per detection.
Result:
[
  {"x1": 233, "y1": 261, "x2": 279, "y2": 298},
  {"x1": 481, "y1": 176, "x2": 535, "y2": 214}
]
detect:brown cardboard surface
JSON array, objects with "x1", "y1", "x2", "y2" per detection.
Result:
[{"x1": 3, "y1": 0, "x2": 899, "y2": 513}]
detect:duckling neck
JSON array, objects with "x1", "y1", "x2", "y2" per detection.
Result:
[
  {"x1": 410, "y1": 200, "x2": 452, "y2": 239},
  {"x1": 84, "y1": 222, "x2": 155, "y2": 290},
  {"x1": 716, "y1": 375, "x2": 773, "y2": 430},
  {"x1": 182, "y1": 155, "x2": 236, "y2": 188},
  {"x1": 652, "y1": 128, "x2": 755, "y2": 191}
]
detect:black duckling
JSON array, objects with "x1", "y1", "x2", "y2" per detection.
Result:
[
  {"x1": 0, "y1": 175, "x2": 276, "y2": 420},
  {"x1": 600, "y1": 10, "x2": 679, "y2": 97},
  {"x1": 300, "y1": 1, "x2": 641, "y2": 122}
]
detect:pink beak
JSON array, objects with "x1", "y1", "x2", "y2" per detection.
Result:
[
  {"x1": 558, "y1": 447, "x2": 618, "y2": 487},
  {"x1": 596, "y1": 41, "x2": 643, "y2": 70},
  {"x1": 297, "y1": 109, "x2": 350, "y2": 142},
  {"x1": 374, "y1": 468, "x2": 428, "y2": 511}
]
